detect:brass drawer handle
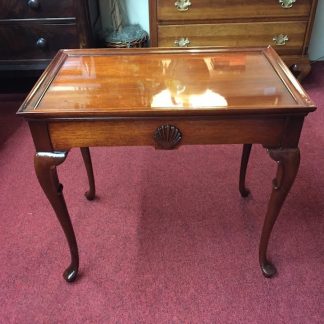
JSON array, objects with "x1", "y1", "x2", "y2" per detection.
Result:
[
  {"x1": 174, "y1": 37, "x2": 190, "y2": 47},
  {"x1": 36, "y1": 37, "x2": 47, "y2": 49},
  {"x1": 273, "y1": 34, "x2": 289, "y2": 46},
  {"x1": 175, "y1": 0, "x2": 191, "y2": 11},
  {"x1": 279, "y1": 0, "x2": 296, "y2": 8},
  {"x1": 27, "y1": 0, "x2": 40, "y2": 9}
]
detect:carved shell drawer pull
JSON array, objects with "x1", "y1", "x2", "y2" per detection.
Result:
[
  {"x1": 273, "y1": 34, "x2": 289, "y2": 46},
  {"x1": 174, "y1": 37, "x2": 190, "y2": 47},
  {"x1": 279, "y1": 0, "x2": 296, "y2": 8},
  {"x1": 154, "y1": 125, "x2": 182, "y2": 149},
  {"x1": 175, "y1": 0, "x2": 192, "y2": 11}
]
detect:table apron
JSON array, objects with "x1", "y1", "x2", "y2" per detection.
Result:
[{"x1": 47, "y1": 116, "x2": 288, "y2": 150}]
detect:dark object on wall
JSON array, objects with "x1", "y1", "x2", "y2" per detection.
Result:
[
  {"x1": 102, "y1": 0, "x2": 147, "y2": 48},
  {"x1": 0, "y1": 0, "x2": 99, "y2": 76}
]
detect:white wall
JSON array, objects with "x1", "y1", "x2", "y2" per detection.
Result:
[
  {"x1": 125, "y1": 0, "x2": 149, "y2": 33},
  {"x1": 309, "y1": 0, "x2": 324, "y2": 61}
]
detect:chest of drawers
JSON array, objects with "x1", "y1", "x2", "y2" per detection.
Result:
[
  {"x1": 149, "y1": 0, "x2": 318, "y2": 80},
  {"x1": 0, "y1": 0, "x2": 98, "y2": 74}
]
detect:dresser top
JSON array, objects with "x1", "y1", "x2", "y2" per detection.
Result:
[{"x1": 18, "y1": 47, "x2": 315, "y2": 118}]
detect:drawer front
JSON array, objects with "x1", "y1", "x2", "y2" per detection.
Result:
[
  {"x1": 0, "y1": 0, "x2": 74, "y2": 19},
  {"x1": 158, "y1": 22, "x2": 307, "y2": 55},
  {"x1": 0, "y1": 23, "x2": 79, "y2": 60},
  {"x1": 158, "y1": 0, "x2": 311, "y2": 21},
  {"x1": 49, "y1": 118, "x2": 285, "y2": 150}
]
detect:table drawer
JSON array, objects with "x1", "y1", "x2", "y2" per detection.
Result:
[
  {"x1": 0, "y1": 0, "x2": 74, "y2": 19},
  {"x1": 0, "y1": 22, "x2": 79, "y2": 60},
  {"x1": 49, "y1": 118, "x2": 285, "y2": 150},
  {"x1": 158, "y1": 21, "x2": 307, "y2": 55},
  {"x1": 157, "y1": 0, "x2": 311, "y2": 21}
]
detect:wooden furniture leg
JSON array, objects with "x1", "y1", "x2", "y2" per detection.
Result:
[
  {"x1": 239, "y1": 144, "x2": 252, "y2": 197},
  {"x1": 80, "y1": 147, "x2": 96, "y2": 200},
  {"x1": 259, "y1": 148, "x2": 300, "y2": 278},
  {"x1": 34, "y1": 151, "x2": 79, "y2": 282},
  {"x1": 291, "y1": 61, "x2": 312, "y2": 82}
]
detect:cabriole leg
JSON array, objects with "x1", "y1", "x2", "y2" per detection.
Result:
[
  {"x1": 260, "y1": 148, "x2": 300, "y2": 278},
  {"x1": 239, "y1": 144, "x2": 252, "y2": 197},
  {"x1": 34, "y1": 151, "x2": 79, "y2": 282},
  {"x1": 80, "y1": 147, "x2": 96, "y2": 200}
]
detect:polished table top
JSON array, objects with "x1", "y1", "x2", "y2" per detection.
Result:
[{"x1": 18, "y1": 46, "x2": 315, "y2": 118}]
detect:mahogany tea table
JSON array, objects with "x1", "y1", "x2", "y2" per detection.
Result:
[{"x1": 17, "y1": 47, "x2": 316, "y2": 282}]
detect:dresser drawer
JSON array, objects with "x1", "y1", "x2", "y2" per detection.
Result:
[
  {"x1": 158, "y1": 0, "x2": 311, "y2": 21},
  {"x1": 0, "y1": 23, "x2": 79, "y2": 60},
  {"x1": 158, "y1": 21, "x2": 307, "y2": 55},
  {"x1": 0, "y1": 0, "x2": 74, "y2": 19}
]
